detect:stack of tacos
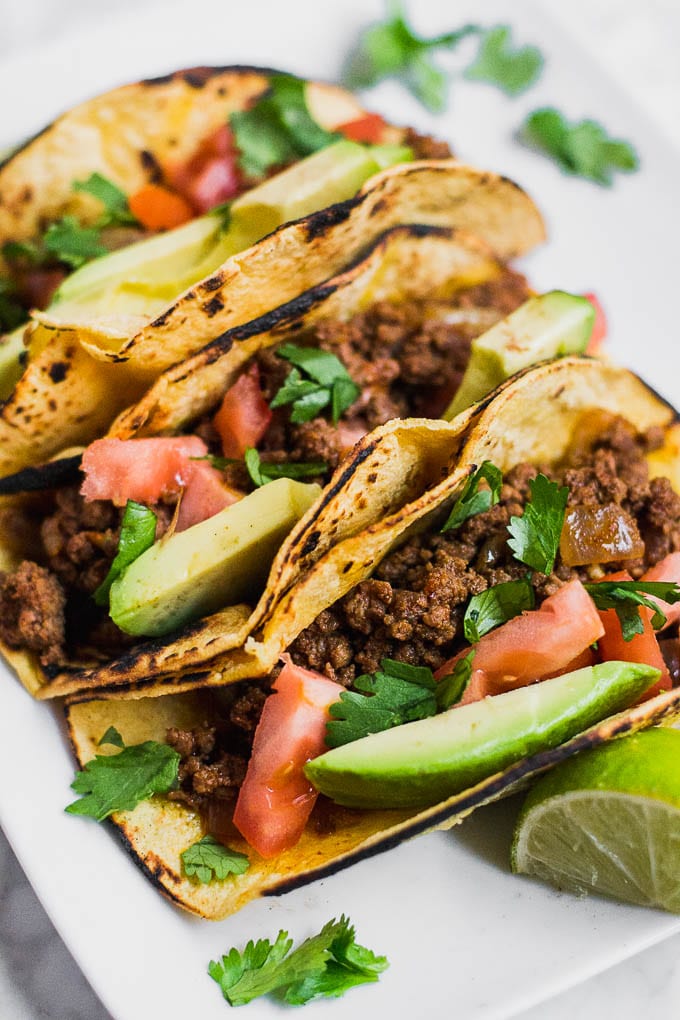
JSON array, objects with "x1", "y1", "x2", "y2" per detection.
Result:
[{"x1": 2, "y1": 65, "x2": 679, "y2": 926}]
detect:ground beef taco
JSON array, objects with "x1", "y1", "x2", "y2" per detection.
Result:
[
  {"x1": 0, "y1": 66, "x2": 544, "y2": 476},
  {"x1": 62, "y1": 357, "x2": 680, "y2": 919}
]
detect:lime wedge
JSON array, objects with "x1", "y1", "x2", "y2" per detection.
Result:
[{"x1": 512, "y1": 728, "x2": 680, "y2": 913}]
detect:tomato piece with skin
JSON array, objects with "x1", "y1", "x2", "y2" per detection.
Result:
[
  {"x1": 337, "y1": 113, "x2": 386, "y2": 144},
  {"x1": 583, "y1": 292, "x2": 607, "y2": 354},
  {"x1": 166, "y1": 125, "x2": 242, "y2": 213},
  {"x1": 436, "y1": 579, "x2": 604, "y2": 704},
  {"x1": 596, "y1": 570, "x2": 671, "y2": 699},
  {"x1": 213, "y1": 364, "x2": 272, "y2": 459},
  {"x1": 175, "y1": 459, "x2": 243, "y2": 532},
  {"x1": 80, "y1": 436, "x2": 207, "y2": 506},
  {"x1": 233, "y1": 656, "x2": 343, "y2": 858},
  {"x1": 641, "y1": 552, "x2": 680, "y2": 630}
]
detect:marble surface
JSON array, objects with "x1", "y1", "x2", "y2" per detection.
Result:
[{"x1": 1, "y1": 1, "x2": 679, "y2": 1018}]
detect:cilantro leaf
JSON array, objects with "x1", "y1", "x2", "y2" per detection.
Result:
[
  {"x1": 2, "y1": 240, "x2": 41, "y2": 265},
  {"x1": 464, "y1": 578, "x2": 535, "y2": 644},
  {"x1": 243, "y1": 447, "x2": 325, "y2": 488},
  {"x1": 520, "y1": 108, "x2": 639, "y2": 186},
  {"x1": 345, "y1": 4, "x2": 479, "y2": 112},
  {"x1": 43, "y1": 216, "x2": 108, "y2": 269},
  {"x1": 98, "y1": 726, "x2": 125, "y2": 749},
  {"x1": 507, "y1": 473, "x2": 568, "y2": 575},
  {"x1": 585, "y1": 581, "x2": 680, "y2": 641},
  {"x1": 0, "y1": 276, "x2": 26, "y2": 332},
  {"x1": 271, "y1": 345, "x2": 360, "y2": 424},
  {"x1": 181, "y1": 835, "x2": 249, "y2": 884},
  {"x1": 465, "y1": 25, "x2": 543, "y2": 95},
  {"x1": 230, "y1": 74, "x2": 337, "y2": 179},
  {"x1": 208, "y1": 916, "x2": 387, "y2": 1007},
  {"x1": 326, "y1": 658, "x2": 439, "y2": 748},
  {"x1": 441, "y1": 461, "x2": 502, "y2": 532},
  {"x1": 65, "y1": 740, "x2": 179, "y2": 821},
  {"x1": 94, "y1": 500, "x2": 157, "y2": 606},
  {"x1": 73, "y1": 172, "x2": 137, "y2": 227},
  {"x1": 435, "y1": 650, "x2": 474, "y2": 710}
]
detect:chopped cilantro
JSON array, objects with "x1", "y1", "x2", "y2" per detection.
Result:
[
  {"x1": 520, "y1": 108, "x2": 639, "y2": 186},
  {"x1": 43, "y1": 216, "x2": 108, "y2": 269},
  {"x1": 507, "y1": 473, "x2": 568, "y2": 575},
  {"x1": 327, "y1": 659, "x2": 440, "y2": 748},
  {"x1": 585, "y1": 581, "x2": 680, "y2": 642},
  {"x1": 463, "y1": 577, "x2": 535, "y2": 644},
  {"x1": 97, "y1": 726, "x2": 125, "y2": 749},
  {"x1": 435, "y1": 650, "x2": 474, "y2": 709},
  {"x1": 65, "y1": 739, "x2": 179, "y2": 821},
  {"x1": 345, "y1": 4, "x2": 479, "y2": 112},
  {"x1": 441, "y1": 461, "x2": 502, "y2": 532},
  {"x1": 2, "y1": 240, "x2": 41, "y2": 265},
  {"x1": 94, "y1": 500, "x2": 157, "y2": 606},
  {"x1": 230, "y1": 74, "x2": 337, "y2": 179},
  {"x1": 208, "y1": 915, "x2": 388, "y2": 1007},
  {"x1": 271, "y1": 344, "x2": 360, "y2": 424},
  {"x1": 73, "y1": 172, "x2": 138, "y2": 227},
  {"x1": 243, "y1": 447, "x2": 326, "y2": 488},
  {"x1": 465, "y1": 25, "x2": 543, "y2": 95},
  {"x1": 181, "y1": 835, "x2": 249, "y2": 884}
]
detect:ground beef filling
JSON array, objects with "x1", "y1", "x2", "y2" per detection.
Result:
[
  {"x1": 255, "y1": 275, "x2": 530, "y2": 472},
  {"x1": 289, "y1": 417, "x2": 680, "y2": 684},
  {"x1": 0, "y1": 487, "x2": 175, "y2": 665}
]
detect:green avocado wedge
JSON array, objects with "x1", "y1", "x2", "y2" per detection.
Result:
[
  {"x1": 443, "y1": 291, "x2": 596, "y2": 419},
  {"x1": 305, "y1": 662, "x2": 659, "y2": 810},
  {"x1": 110, "y1": 478, "x2": 321, "y2": 638}
]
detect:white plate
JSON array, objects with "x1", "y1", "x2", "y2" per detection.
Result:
[{"x1": 1, "y1": 2, "x2": 680, "y2": 1019}]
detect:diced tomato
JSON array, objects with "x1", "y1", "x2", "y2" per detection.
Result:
[
  {"x1": 166, "y1": 125, "x2": 242, "y2": 213},
  {"x1": 436, "y1": 580, "x2": 604, "y2": 703},
  {"x1": 213, "y1": 364, "x2": 272, "y2": 459},
  {"x1": 80, "y1": 436, "x2": 207, "y2": 506},
  {"x1": 596, "y1": 570, "x2": 671, "y2": 699},
  {"x1": 337, "y1": 113, "x2": 386, "y2": 144},
  {"x1": 583, "y1": 292, "x2": 607, "y2": 354},
  {"x1": 175, "y1": 459, "x2": 242, "y2": 532},
  {"x1": 641, "y1": 552, "x2": 680, "y2": 630},
  {"x1": 545, "y1": 646, "x2": 597, "y2": 678},
  {"x1": 233, "y1": 656, "x2": 343, "y2": 858},
  {"x1": 128, "y1": 184, "x2": 194, "y2": 231}
]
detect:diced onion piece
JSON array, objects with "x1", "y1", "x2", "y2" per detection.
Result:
[{"x1": 560, "y1": 504, "x2": 644, "y2": 566}]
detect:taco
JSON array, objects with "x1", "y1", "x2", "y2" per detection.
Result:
[
  {"x1": 62, "y1": 356, "x2": 680, "y2": 919},
  {"x1": 0, "y1": 66, "x2": 544, "y2": 475},
  {"x1": 1, "y1": 223, "x2": 533, "y2": 699}
]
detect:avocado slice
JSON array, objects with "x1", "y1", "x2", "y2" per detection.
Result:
[
  {"x1": 0, "y1": 325, "x2": 26, "y2": 400},
  {"x1": 48, "y1": 140, "x2": 411, "y2": 327},
  {"x1": 305, "y1": 661, "x2": 659, "y2": 809},
  {"x1": 444, "y1": 291, "x2": 596, "y2": 420},
  {"x1": 109, "y1": 478, "x2": 321, "y2": 637}
]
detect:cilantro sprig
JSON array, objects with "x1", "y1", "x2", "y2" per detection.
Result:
[
  {"x1": 463, "y1": 577, "x2": 535, "y2": 644},
  {"x1": 208, "y1": 915, "x2": 388, "y2": 1006},
  {"x1": 585, "y1": 581, "x2": 680, "y2": 642},
  {"x1": 94, "y1": 499, "x2": 157, "y2": 606},
  {"x1": 65, "y1": 736, "x2": 179, "y2": 821},
  {"x1": 181, "y1": 835, "x2": 249, "y2": 884},
  {"x1": 42, "y1": 216, "x2": 109, "y2": 269},
  {"x1": 271, "y1": 344, "x2": 360, "y2": 424},
  {"x1": 73, "y1": 172, "x2": 138, "y2": 228},
  {"x1": 244, "y1": 447, "x2": 326, "y2": 487},
  {"x1": 345, "y1": 3, "x2": 479, "y2": 112},
  {"x1": 520, "y1": 108, "x2": 639, "y2": 186},
  {"x1": 441, "y1": 461, "x2": 502, "y2": 532},
  {"x1": 326, "y1": 657, "x2": 468, "y2": 748},
  {"x1": 230, "y1": 74, "x2": 337, "y2": 179},
  {"x1": 465, "y1": 25, "x2": 543, "y2": 95},
  {"x1": 507, "y1": 473, "x2": 569, "y2": 575}
]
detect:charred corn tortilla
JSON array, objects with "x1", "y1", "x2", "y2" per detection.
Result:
[
  {"x1": 4, "y1": 225, "x2": 519, "y2": 699},
  {"x1": 1, "y1": 157, "x2": 544, "y2": 477},
  {"x1": 63, "y1": 356, "x2": 680, "y2": 920}
]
